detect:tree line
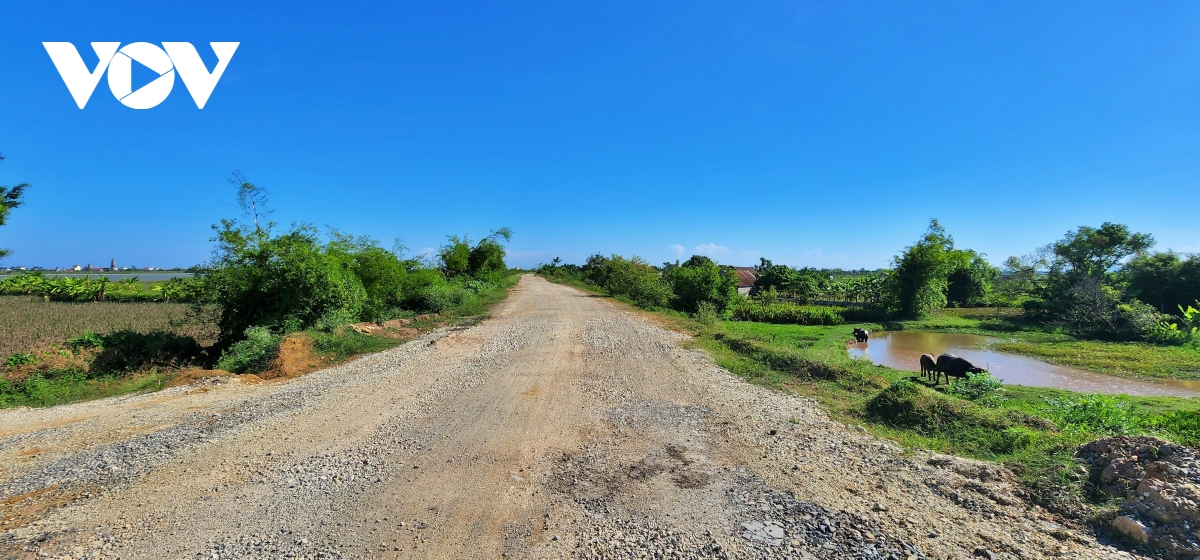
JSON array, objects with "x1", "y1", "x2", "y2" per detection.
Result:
[{"x1": 540, "y1": 218, "x2": 1199, "y2": 345}]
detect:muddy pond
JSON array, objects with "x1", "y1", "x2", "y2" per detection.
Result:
[{"x1": 847, "y1": 331, "x2": 1200, "y2": 397}]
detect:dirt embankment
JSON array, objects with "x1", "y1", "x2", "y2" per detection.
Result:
[{"x1": 0, "y1": 276, "x2": 1146, "y2": 559}]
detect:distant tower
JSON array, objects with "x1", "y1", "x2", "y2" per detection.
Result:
[
  {"x1": 110, "y1": 259, "x2": 118, "y2": 272},
  {"x1": 86, "y1": 263, "x2": 92, "y2": 272}
]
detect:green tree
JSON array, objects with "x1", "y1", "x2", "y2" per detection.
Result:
[
  {"x1": 438, "y1": 236, "x2": 472, "y2": 278},
  {"x1": 1052, "y1": 222, "x2": 1154, "y2": 279},
  {"x1": 888, "y1": 219, "x2": 955, "y2": 317},
  {"x1": 229, "y1": 170, "x2": 271, "y2": 231},
  {"x1": 665, "y1": 256, "x2": 738, "y2": 313},
  {"x1": 1123, "y1": 252, "x2": 1200, "y2": 315},
  {"x1": 945, "y1": 250, "x2": 999, "y2": 307},
  {"x1": 0, "y1": 153, "x2": 31, "y2": 260},
  {"x1": 439, "y1": 228, "x2": 512, "y2": 280},
  {"x1": 201, "y1": 221, "x2": 367, "y2": 348},
  {"x1": 467, "y1": 227, "x2": 512, "y2": 279}
]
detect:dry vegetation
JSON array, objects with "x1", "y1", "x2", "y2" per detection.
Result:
[{"x1": 0, "y1": 296, "x2": 218, "y2": 358}]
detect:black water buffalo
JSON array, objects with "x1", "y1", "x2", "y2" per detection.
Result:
[
  {"x1": 852, "y1": 328, "x2": 870, "y2": 342},
  {"x1": 933, "y1": 353, "x2": 986, "y2": 385},
  {"x1": 919, "y1": 353, "x2": 938, "y2": 381}
]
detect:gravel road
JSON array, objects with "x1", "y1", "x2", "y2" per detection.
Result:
[{"x1": 0, "y1": 276, "x2": 1146, "y2": 559}]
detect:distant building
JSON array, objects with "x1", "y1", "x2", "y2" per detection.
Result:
[
  {"x1": 110, "y1": 259, "x2": 118, "y2": 272},
  {"x1": 72, "y1": 264, "x2": 82, "y2": 271},
  {"x1": 731, "y1": 267, "x2": 757, "y2": 296}
]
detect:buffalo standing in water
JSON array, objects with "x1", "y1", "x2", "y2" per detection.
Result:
[
  {"x1": 852, "y1": 328, "x2": 870, "y2": 343},
  {"x1": 919, "y1": 353, "x2": 938, "y2": 381},
  {"x1": 933, "y1": 353, "x2": 986, "y2": 385}
]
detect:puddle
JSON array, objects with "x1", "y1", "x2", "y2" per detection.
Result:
[{"x1": 847, "y1": 330, "x2": 1200, "y2": 397}]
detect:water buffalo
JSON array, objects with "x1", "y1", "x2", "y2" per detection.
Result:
[
  {"x1": 852, "y1": 328, "x2": 870, "y2": 343},
  {"x1": 919, "y1": 353, "x2": 938, "y2": 381},
  {"x1": 933, "y1": 353, "x2": 986, "y2": 385}
]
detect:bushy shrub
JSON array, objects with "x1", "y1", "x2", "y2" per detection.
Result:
[
  {"x1": 1042, "y1": 394, "x2": 1137, "y2": 434},
  {"x1": 216, "y1": 326, "x2": 281, "y2": 374},
  {"x1": 947, "y1": 371, "x2": 1004, "y2": 402},
  {"x1": 418, "y1": 283, "x2": 473, "y2": 313},
  {"x1": 67, "y1": 332, "x2": 105, "y2": 351},
  {"x1": 993, "y1": 426, "x2": 1039, "y2": 454},
  {"x1": 92, "y1": 330, "x2": 203, "y2": 372},
  {"x1": 866, "y1": 381, "x2": 1001, "y2": 433},
  {"x1": 201, "y1": 223, "x2": 367, "y2": 347},
  {"x1": 603, "y1": 255, "x2": 671, "y2": 308},
  {"x1": 695, "y1": 301, "x2": 719, "y2": 327},
  {"x1": 664, "y1": 256, "x2": 737, "y2": 313},
  {"x1": 1144, "y1": 303, "x2": 1200, "y2": 346},
  {"x1": 5, "y1": 352, "x2": 34, "y2": 367}
]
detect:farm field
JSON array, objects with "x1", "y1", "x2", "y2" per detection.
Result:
[{"x1": 0, "y1": 296, "x2": 216, "y2": 358}]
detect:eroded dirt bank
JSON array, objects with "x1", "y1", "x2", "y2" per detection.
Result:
[{"x1": 0, "y1": 276, "x2": 1143, "y2": 559}]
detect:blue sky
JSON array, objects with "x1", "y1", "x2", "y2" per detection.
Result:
[{"x1": 1, "y1": 1, "x2": 1198, "y2": 270}]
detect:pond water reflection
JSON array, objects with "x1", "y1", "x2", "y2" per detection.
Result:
[{"x1": 846, "y1": 330, "x2": 1200, "y2": 397}]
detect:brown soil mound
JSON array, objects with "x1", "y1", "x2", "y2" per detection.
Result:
[
  {"x1": 260, "y1": 335, "x2": 324, "y2": 380},
  {"x1": 351, "y1": 321, "x2": 419, "y2": 340}
]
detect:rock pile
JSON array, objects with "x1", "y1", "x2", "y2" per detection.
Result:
[{"x1": 1077, "y1": 436, "x2": 1200, "y2": 558}]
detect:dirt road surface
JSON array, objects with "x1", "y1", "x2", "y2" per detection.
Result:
[{"x1": 1, "y1": 276, "x2": 1142, "y2": 559}]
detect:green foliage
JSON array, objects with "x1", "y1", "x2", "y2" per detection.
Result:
[
  {"x1": 0, "y1": 152, "x2": 30, "y2": 260},
  {"x1": 439, "y1": 228, "x2": 512, "y2": 281},
  {"x1": 1124, "y1": 252, "x2": 1200, "y2": 316},
  {"x1": 216, "y1": 326, "x2": 281, "y2": 374},
  {"x1": 91, "y1": 330, "x2": 203, "y2": 372},
  {"x1": 1145, "y1": 303, "x2": 1200, "y2": 346},
  {"x1": 1, "y1": 371, "x2": 169, "y2": 409},
  {"x1": 67, "y1": 331, "x2": 104, "y2": 351},
  {"x1": 0, "y1": 272, "x2": 203, "y2": 303},
  {"x1": 947, "y1": 371, "x2": 1004, "y2": 402},
  {"x1": 1052, "y1": 222, "x2": 1154, "y2": 279},
  {"x1": 201, "y1": 222, "x2": 367, "y2": 347},
  {"x1": 888, "y1": 220, "x2": 955, "y2": 317},
  {"x1": 664, "y1": 256, "x2": 737, "y2": 313},
  {"x1": 730, "y1": 299, "x2": 888, "y2": 325},
  {"x1": 1042, "y1": 394, "x2": 1139, "y2": 434},
  {"x1": 602, "y1": 255, "x2": 672, "y2": 308},
  {"x1": 731, "y1": 300, "x2": 845, "y2": 325},
  {"x1": 308, "y1": 329, "x2": 400, "y2": 361},
  {"x1": 229, "y1": 170, "x2": 272, "y2": 230},
  {"x1": 6, "y1": 352, "x2": 34, "y2": 367},
  {"x1": 945, "y1": 250, "x2": 999, "y2": 308},
  {"x1": 695, "y1": 300, "x2": 719, "y2": 327},
  {"x1": 328, "y1": 234, "x2": 411, "y2": 321},
  {"x1": 438, "y1": 236, "x2": 472, "y2": 278},
  {"x1": 867, "y1": 381, "x2": 994, "y2": 434},
  {"x1": 418, "y1": 283, "x2": 478, "y2": 314}
]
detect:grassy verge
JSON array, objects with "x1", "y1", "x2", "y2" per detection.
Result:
[
  {"x1": 537, "y1": 274, "x2": 1200, "y2": 518},
  {"x1": 700, "y1": 320, "x2": 1200, "y2": 516},
  {"x1": 0, "y1": 371, "x2": 173, "y2": 408}
]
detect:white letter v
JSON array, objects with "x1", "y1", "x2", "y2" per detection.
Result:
[
  {"x1": 163, "y1": 42, "x2": 239, "y2": 109},
  {"x1": 43, "y1": 42, "x2": 120, "y2": 109}
]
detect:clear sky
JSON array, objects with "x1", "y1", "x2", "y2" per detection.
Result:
[{"x1": 1, "y1": 1, "x2": 1198, "y2": 270}]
